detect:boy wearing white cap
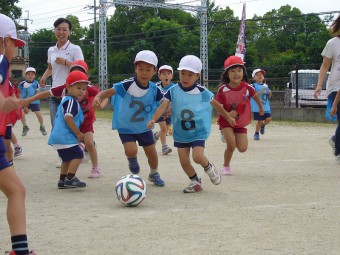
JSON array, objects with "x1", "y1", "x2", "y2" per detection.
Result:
[
  {"x1": 147, "y1": 55, "x2": 236, "y2": 193},
  {"x1": 250, "y1": 68, "x2": 272, "y2": 140},
  {"x1": 92, "y1": 50, "x2": 165, "y2": 187},
  {"x1": 19, "y1": 67, "x2": 47, "y2": 136},
  {"x1": 153, "y1": 64, "x2": 175, "y2": 155},
  {"x1": 0, "y1": 13, "x2": 36, "y2": 255}
]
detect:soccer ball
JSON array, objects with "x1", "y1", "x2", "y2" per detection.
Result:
[{"x1": 115, "y1": 174, "x2": 146, "y2": 207}]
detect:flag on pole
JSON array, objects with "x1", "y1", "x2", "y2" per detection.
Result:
[{"x1": 235, "y1": 3, "x2": 246, "y2": 61}]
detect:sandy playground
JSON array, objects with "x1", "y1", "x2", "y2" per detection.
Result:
[{"x1": 0, "y1": 110, "x2": 339, "y2": 255}]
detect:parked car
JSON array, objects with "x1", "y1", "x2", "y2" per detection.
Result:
[{"x1": 284, "y1": 69, "x2": 330, "y2": 108}]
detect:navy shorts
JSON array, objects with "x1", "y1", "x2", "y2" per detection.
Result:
[
  {"x1": 28, "y1": 104, "x2": 41, "y2": 112},
  {"x1": 119, "y1": 131, "x2": 154, "y2": 147},
  {"x1": 4, "y1": 125, "x2": 12, "y2": 140},
  {"x1": 57, "y1": 145, "x2": 83, "y2": 162},
  {"x1": 156, "y1": 115, "x2": 171, "y2": 125},
  {"x1": 174, "y1": 140, "x2": 205, "y2": 148},
  {"x1": 0, "y1": 137, "x2": 10, "y2": 171},
  {"x1": 253, "y1": 112, "x2": 271, "y2": 121}
]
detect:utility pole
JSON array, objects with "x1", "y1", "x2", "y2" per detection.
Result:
[
  {"x1": 88, "y1": 1, "x2": 99, "y2": 71},
  {"x1": 19, "y1": 10, "x2": 32, "y2": 67},
  {"x1": 98, "y1": 0, "x2": 208, "y2": 89}
]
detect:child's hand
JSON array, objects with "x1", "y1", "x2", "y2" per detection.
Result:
[
  {"x1": 22, "y1": 99, "x2": 30, "y2": 107},
  {"x1": 147, "y1": 120, "x2": 155, "y2": 130},
  {"x1": 24, "y1": 107, "x2": 29, "y2": 114},
  {"x1": 227, "y1": 116, "x2": 236, "y2": 127},
  {"x1": 92, "y1": 97, "x2": 102, "y2": 110},
  {"x1": 0, "y1": 97, "x2": 22, "y2": 113},
  {"x1": 229, "y1": 110, "x2": 238, "y2": 119},
  {"x1": 330, "y1": 106, "x2": 337, "y2": 116},
  {"x1": 76, "y1": 132, "x2": 85, "y2": 143}
]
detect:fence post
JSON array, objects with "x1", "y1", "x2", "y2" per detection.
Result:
[{"x1": 295, "y1": 65, "x2": 299, "y2": 108}]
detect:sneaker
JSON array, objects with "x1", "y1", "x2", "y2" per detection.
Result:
[
  {"x1": 128, "y1": 158, "x2": 140, "y2": 174},
  {"x1": 220, "y1": 165, "x2": 232, "y2": 175},
  {"x1": 260, "y1": 124, "x2": 265, "y2": 135},
  {"x1": 148, "y1": 172, "x2": 165, "y2": 187},
  {"x1": 183, "y1": 178, "x2": 203, "y2": 193},
  {"x1": 14, "y1": 146, "x2": 23, "y2": 157},
  {"x1": 40, "y1": 125, "x2": 47, "y2": 135},
  {"x1": 162, "y1": 145, "x2": 172, "y2": 155},
  {"x1": 5, "y1": 250, "x2": 36, "y2": 255},
  {"x1": 153, "y1": 131, "x2": 159, "y2": 142},
  {"x1": 64, "y1": 176, "x2": 86, "y2": 188},
  {"x1": 204, "y1": 162, "x2": 221, "y2": 185},
  {"x1": 57, "y1": 179, "x2": 66, "y2": 189},
  {"x1": 329, "y1": 136, "x2": 336, "y2": 155},
  {"x1": 22, "y1": 125, "x2": 29, "y2": 136},
  {"x1": 254, "y1": 133, "x2": 260, "y2": 140},
  {"x1": 88, "y1": 167, "x2": 101, "y2": 178},
  {"x1": 220, "y1": 131, "x2": 226, "y2": 143}
]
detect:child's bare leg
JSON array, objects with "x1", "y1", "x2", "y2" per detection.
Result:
[
  {"x1": 235, "y1": 133, "x2": 248, "y2": 153},
  {"x1": 34, "y1": 111, "x2": 44, "y2": 126},
  {"x1": 192, "y1": 146, "x2": 208, "y2": 167},
  {"x1": 11, "y1": 132, "x2": 18, "y2": 145},
  {"x1": 158, "y1": 121, "x2": 167, "y2": 146},
  {"x1": 0, "y1": 167, "x2": 26, "y2": 235},
  {"x1": 222, "y1": 127, "x2": 236, "y2": 166},
  {"x1": 143, "y1": 144, "x2": 158, "y2": 172},
  {"x1": 4, "y1": 138, "x2": 13, "y2": 163},
  {"x1": 263, "y1": 117, "x2": 272, "y2": 126},
  {"x1": 124, "y1": 142, "x2": 140, "y2": 174},
  {"x1": 178, "y1": 147, "x2": 196, "y2": 177},
  {"x1": 21, "y1": 113, "x2": 27, "y2": 126},
  {"x1": 255, "y1": 120, "x2": 262, "y2": 132},
  {"x1": 66, "y1": 158, "x2": 82, "y2": 175},
  {"x1": 84, "y1": 132, "x2": 98, "y2": 167}
]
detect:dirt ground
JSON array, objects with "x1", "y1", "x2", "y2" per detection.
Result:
[{"x1": 0, "y1": 110, "x2": 339, "y2": 255}]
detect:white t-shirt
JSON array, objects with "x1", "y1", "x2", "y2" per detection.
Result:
[
  {"x1": 47, "y1": 40, "x2": 84, "y2": 88},
  {"x1": 322, "y1": 37, "x2": 340, "y2": 95}
]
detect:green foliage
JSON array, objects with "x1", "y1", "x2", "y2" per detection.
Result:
[{"x1": 0, "y1": 0, "x2": 22, "y2": 20}]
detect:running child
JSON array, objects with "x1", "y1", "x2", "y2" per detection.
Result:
[
  {"x1": 153, "y1": 65, "x2": 176, "y2": 155},
  {"x1": 19, "y1": 67, "x2": 47, "y2": 136},
  {"x1": 92, "y1": 50, "x2": 165, "y2": 187},
  {"x1": 147, "y1": 55, "x2": 236, "y2": 193},
  {"x1": 250, "y1": 68, "x2": 272, "y2": 140},
  {"x1": 216, "y1": 56, "x2": 264, "y2": 176},
  {"x1": 23, "y1": 60, "x2": 106, "y2": 178},
  {"x1": 48, "y1": 71, "x2": 89, "y2": 189},
  {"x1": 0, "y1": 13, "x2": 36, "y2": 255}
]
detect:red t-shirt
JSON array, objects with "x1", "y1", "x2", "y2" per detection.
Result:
[
  {"x1": 216, "y1": 81, "x2": 255, "y2": 128},
  {"x1": 50, "y1": 84, "x2": 100, "y2": 125}
]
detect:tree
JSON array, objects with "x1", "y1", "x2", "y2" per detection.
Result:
[{"x1": 0, "y1": 0, "x2": 22, "y2": 20}]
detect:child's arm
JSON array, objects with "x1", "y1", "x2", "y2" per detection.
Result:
[
  {"x1": 252, "y1": 94, "x2": 264, "y2": 115},
  {"x1": 0, "y1": 92, "x2": 22, "y2": 113},
  {"x1": 147, "y1": 100, "x2": 170, "y2": 129},
  {"x1": 210, "y1": 99, "x2": 236, "y2": 126},
  {"x1": 23, "y1": 90, "x2": 51, "y2": 107},
  {"x1": 64, "y1": 115, "x2": 85, "y2": 142},
  {"x1": 330, "y1": 91, "x2": 340, "y2": 116},
  {"x1": 92, "y1": 89, "x2": 115, "y2": 109}
]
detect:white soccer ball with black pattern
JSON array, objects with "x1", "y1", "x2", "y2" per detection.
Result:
[{"x1": 115, "y1": 174, "x2": 146, "y2": 206}]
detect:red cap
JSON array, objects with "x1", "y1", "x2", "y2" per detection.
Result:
[
  {"x1": 223, "y1": 55, "x2": 244, "y2": 70},
  {"x1": 66, "y1": 71, "x2": 90, "y2": 86},
  {"x1": 70, "y1": 60, "x2": 89, "y2": 74}
]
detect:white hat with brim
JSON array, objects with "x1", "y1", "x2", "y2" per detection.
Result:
[
  {"x1": 134, "y1": 50, "x2": 158, "y2": 67},
  {"x1": 158, "y1": 65, "x2": 173, "y2": 74},
  {"x1": 0, "y1": 14, "x2": 25, "y2": 47},
  {"x1": 25, "y1": 67, "x2": 36, "y2": 74},
  {"x1": 177, "y1": 55, "x2": 202, "y2": 74},
  {"x1": 252, "y1": 68, "x2": 266, "y2": 78}
]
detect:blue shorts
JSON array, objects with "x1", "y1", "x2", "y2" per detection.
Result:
[
  {"x1": 0, "y1": 137, "x2": 10, "y2": 171},
  {"x1": 253, "y1": 112, "x2": 271, "y2": 121},
  {"x1": 57, "y1": 145, "x2": 83, "y2": 162},
  {"x1": 119, "y1": 131, "x2": 154, "y2": 147},
  {"x1": 156, "y1": 115, "x2": 171, "y2": 125},
  {"x1": 4, "y1": 125, "x2": 12, "y2": 140},
  {"x1": 28, "y1": 104, "x2": 41, "y2": 112},
  {"x1": 174, "y1": 140, "x2": 205, "y2": 148}
]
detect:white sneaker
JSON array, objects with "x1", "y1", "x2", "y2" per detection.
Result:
[
  {"x1": 183, "y1": 178, "x2": 203, "y2": 193},
  {"x1": 204, "y1": 162, "x2": 221, "y2": 185}
]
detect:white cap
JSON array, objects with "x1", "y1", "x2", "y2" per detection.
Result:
[
  {"x1": 134, "y1": 50, "x2": 158, "y2": 67},
  {"x1": 158, "y1": 65, "x2": 173, "y2": 74},
  {"x1": 25, "y1": 67, "x2": 36, "y2": 74},
  {"x1": 252, "y1": 68, "x2": 266, "y2": 78},
  {"x1": 177, "y1": 55, "x2": 202, "y2": 74},
  {"x1": 0, "y1": 14, "x2": 25, "y2": 47}
]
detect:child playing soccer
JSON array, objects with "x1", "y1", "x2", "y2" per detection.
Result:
[
  {"x1": 147, "y1": 55, "x2": 236, "y2": 193},
  {"x1": 153, "y1": 65, "x2": 176, "y2": 155},
  {"x1": 92, "y1": 50, "x2": 165, "y2": 187},
  {"x1": 0, "y1": 13, "x2": 36, "y2": 255},
  {"x1": 250, "y1": 68, "x2": 272, "y2": 140},
  {"x1": 19, "y1": 67, "x2": 47, "y2": 136},
  {"x1": 216, "y1": 56, "x2": 264, "y2": 175},
  {"x1": 24, "y1": 60, "x2": 106, "y2": 178},
  {"x1": 48, "y1": 71, "x2": 89, "y2": 189}
]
